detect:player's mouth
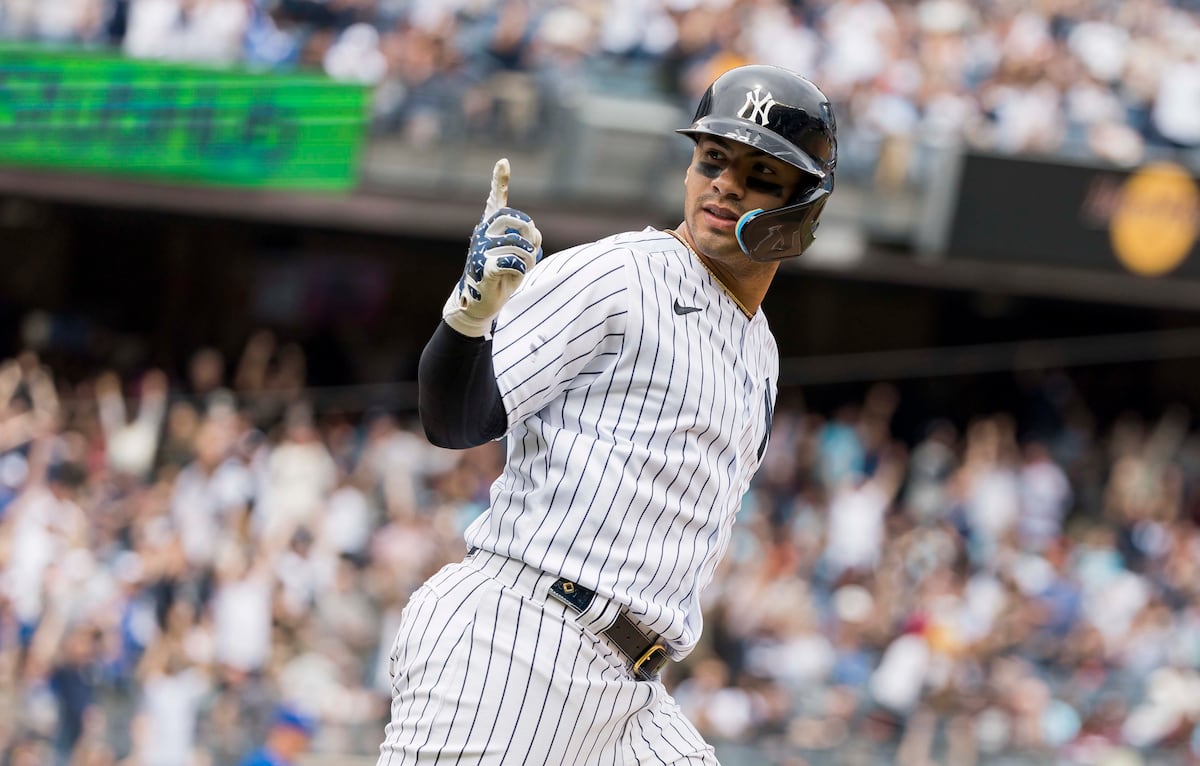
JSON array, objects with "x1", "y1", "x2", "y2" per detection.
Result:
[{"x1": 701, "y1": 204, "x2": 740, "y2": 231}]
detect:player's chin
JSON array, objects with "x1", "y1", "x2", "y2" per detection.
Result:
[{"x1": 695, "y1": 229, "x2": 744, "y2": 261}]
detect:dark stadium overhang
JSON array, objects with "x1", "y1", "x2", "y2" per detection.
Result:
[
  {"x1": 778, "y1": 246, "x2": 1200, "y2": 314},
  {"x1": 0, "y1": 166, "x2": 645, "y2": 248},
  {"x1": 2, "y1": 147, "x2": 1199, "y2": 315}
]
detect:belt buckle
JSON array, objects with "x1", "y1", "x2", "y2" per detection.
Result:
[{"x1": 632, "y1": 643, "x2": 667, "y2": 680}]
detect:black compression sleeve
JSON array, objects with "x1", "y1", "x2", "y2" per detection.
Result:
[{"x1": 417, "y1": 321, "x2": 508, "y2": 449}]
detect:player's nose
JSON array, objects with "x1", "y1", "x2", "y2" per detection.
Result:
[{"x1": 710, "y1": 165, "x2": 745, "y2": 199}]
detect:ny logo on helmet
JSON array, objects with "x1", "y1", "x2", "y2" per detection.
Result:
[{"x1": 737, "y1": 86, "x2": 777, "y2": 126}]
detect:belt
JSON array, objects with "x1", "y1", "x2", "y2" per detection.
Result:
[{"x1": 547, "y1": 578, "x2": 669, "y2": 681}]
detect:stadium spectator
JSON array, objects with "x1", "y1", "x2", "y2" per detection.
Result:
[
  {"x1": 96, "y1": 370, "x2": 168, "y2": 483},
  {"x1": 47, "y1": 622, "x2": 102, "y2": 765},
  {"x1": 235, "y1": 706, "x2": 315, "y2": 766},
  {"x1": 123, "y1": 0, "x2": 249, "y2": 63},
  {"x1": 127, "y1": 632, "x2": 212, "y2": 766},
  {"x1": 1018, "y1": 439, "x2": 1074, "y2": 552},
  {"x1": 1149, "y1": 21, "x2": 1200, "y2": 148}
]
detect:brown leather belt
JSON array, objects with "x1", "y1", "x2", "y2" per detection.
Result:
[{"x1": 548, "y1": 578, "x2": 669, "y2": 681}]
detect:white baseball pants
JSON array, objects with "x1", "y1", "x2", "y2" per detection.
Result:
[{"x1": 376, "y1": 550, "x2": 719, "y2": 765}]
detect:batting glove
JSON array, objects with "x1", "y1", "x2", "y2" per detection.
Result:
[{"x1": 442, "y1": 158, "x2": 543, "y2": 338}]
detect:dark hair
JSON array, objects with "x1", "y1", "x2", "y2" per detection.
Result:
[{"x1": 47, "y1": 461, "x2": 87, "y2": 489}]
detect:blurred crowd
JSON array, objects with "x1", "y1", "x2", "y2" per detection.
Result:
[
  {"x1": 0, "y1": 332, "x2": 462, "y2": 766},
  {"x1": 0, "y1": 330, "x2": 1198, "y2": 766},
  {"x1": 688, "y1": 382, "x2": 1200, "y2": 766},
  {"x1": 2, "y1": 0, "x2": 1200, "y2": 185}
]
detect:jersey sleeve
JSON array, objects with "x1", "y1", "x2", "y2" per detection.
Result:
[
  {"x1": 416, "y1": 323, "x2": 508, "y2": 448},
  {"x1": 490, "y1": 243, "x2": 631, "y2": 431}
]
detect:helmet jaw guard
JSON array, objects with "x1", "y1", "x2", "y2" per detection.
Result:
[
  {"x1": 679, "y1": 65, "x2": 837, "y2": 261},
  {"x1": 736, "y1": 181, "x2": 833, "y2": 263}
]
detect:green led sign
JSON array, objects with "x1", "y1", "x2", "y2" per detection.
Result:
[{"x1": 0, "y1": 45, "x2": 370, "y2": 191}]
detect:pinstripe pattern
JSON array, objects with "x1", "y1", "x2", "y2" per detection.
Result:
[
  {"x1": 468, "y1": 228, "x2": 778, "y2": 657},
  {"x1": 380, "y1": 228, "x2": 779, "y2": 764},
  {"x1": 377, "y1": 551, "x2": 717, "y2": 765}
]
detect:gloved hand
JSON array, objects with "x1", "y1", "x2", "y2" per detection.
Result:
[{"x1": 442, "y1": 158, "x2": 543, "y2": 337}]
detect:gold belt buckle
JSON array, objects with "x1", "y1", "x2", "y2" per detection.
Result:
[{"x1": 632, "y1": 643, "x2": 667, "y2": 677}]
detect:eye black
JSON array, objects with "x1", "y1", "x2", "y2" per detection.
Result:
[{"x1": 746, "y1": 177, "x2": 785, "y2": 197}]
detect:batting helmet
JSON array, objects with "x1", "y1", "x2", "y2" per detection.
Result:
[{"x1": 677, "y1": 65, "x2": 837, "y2": 262}]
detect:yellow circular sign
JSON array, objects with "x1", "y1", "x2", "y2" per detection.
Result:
[{"x1": 1110, "y1": 162, "x2": 1200, "y2": 277}]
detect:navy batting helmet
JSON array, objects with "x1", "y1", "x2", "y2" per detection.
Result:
[{"x1": 677, "y1": 65, "x2": 837, "y2": 262}]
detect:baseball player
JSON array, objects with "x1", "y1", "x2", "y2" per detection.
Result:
[{"x1": 377, "y1": 64, "x2": 837, "y2": 765}]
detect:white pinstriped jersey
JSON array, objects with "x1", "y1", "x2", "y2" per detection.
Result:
[{"x1": 463, "y1": 227, "x2": 779, "y2": 658}]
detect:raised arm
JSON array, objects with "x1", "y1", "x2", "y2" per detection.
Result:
[{"x1": 418, "y1": 159, "x2": 542, "y2": 449}]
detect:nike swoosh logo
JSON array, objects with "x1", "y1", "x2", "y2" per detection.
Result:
[{"x1": 673, "y1": 298, "x2": 701, "y2": 315}]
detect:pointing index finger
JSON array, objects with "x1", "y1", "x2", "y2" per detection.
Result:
[{"x1": 484, "y1": 158, "x2": 510, "y2": 220}]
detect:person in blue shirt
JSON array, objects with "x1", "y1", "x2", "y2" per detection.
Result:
[{"x1": 237, "y1": 706, "x2": 316, "y2": 766}]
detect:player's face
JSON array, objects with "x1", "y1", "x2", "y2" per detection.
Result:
[{"x1": 682, "y1": 137, "x2": 808, "y2": 263}]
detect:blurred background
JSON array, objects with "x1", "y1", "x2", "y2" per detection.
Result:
[{"x1": 1, "y1": 1, "x2": 1200, "y2": 765}]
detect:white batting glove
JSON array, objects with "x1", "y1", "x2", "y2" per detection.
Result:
[{"x1": 442, "y1": 158, "x2": 543, "y2": 338}]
